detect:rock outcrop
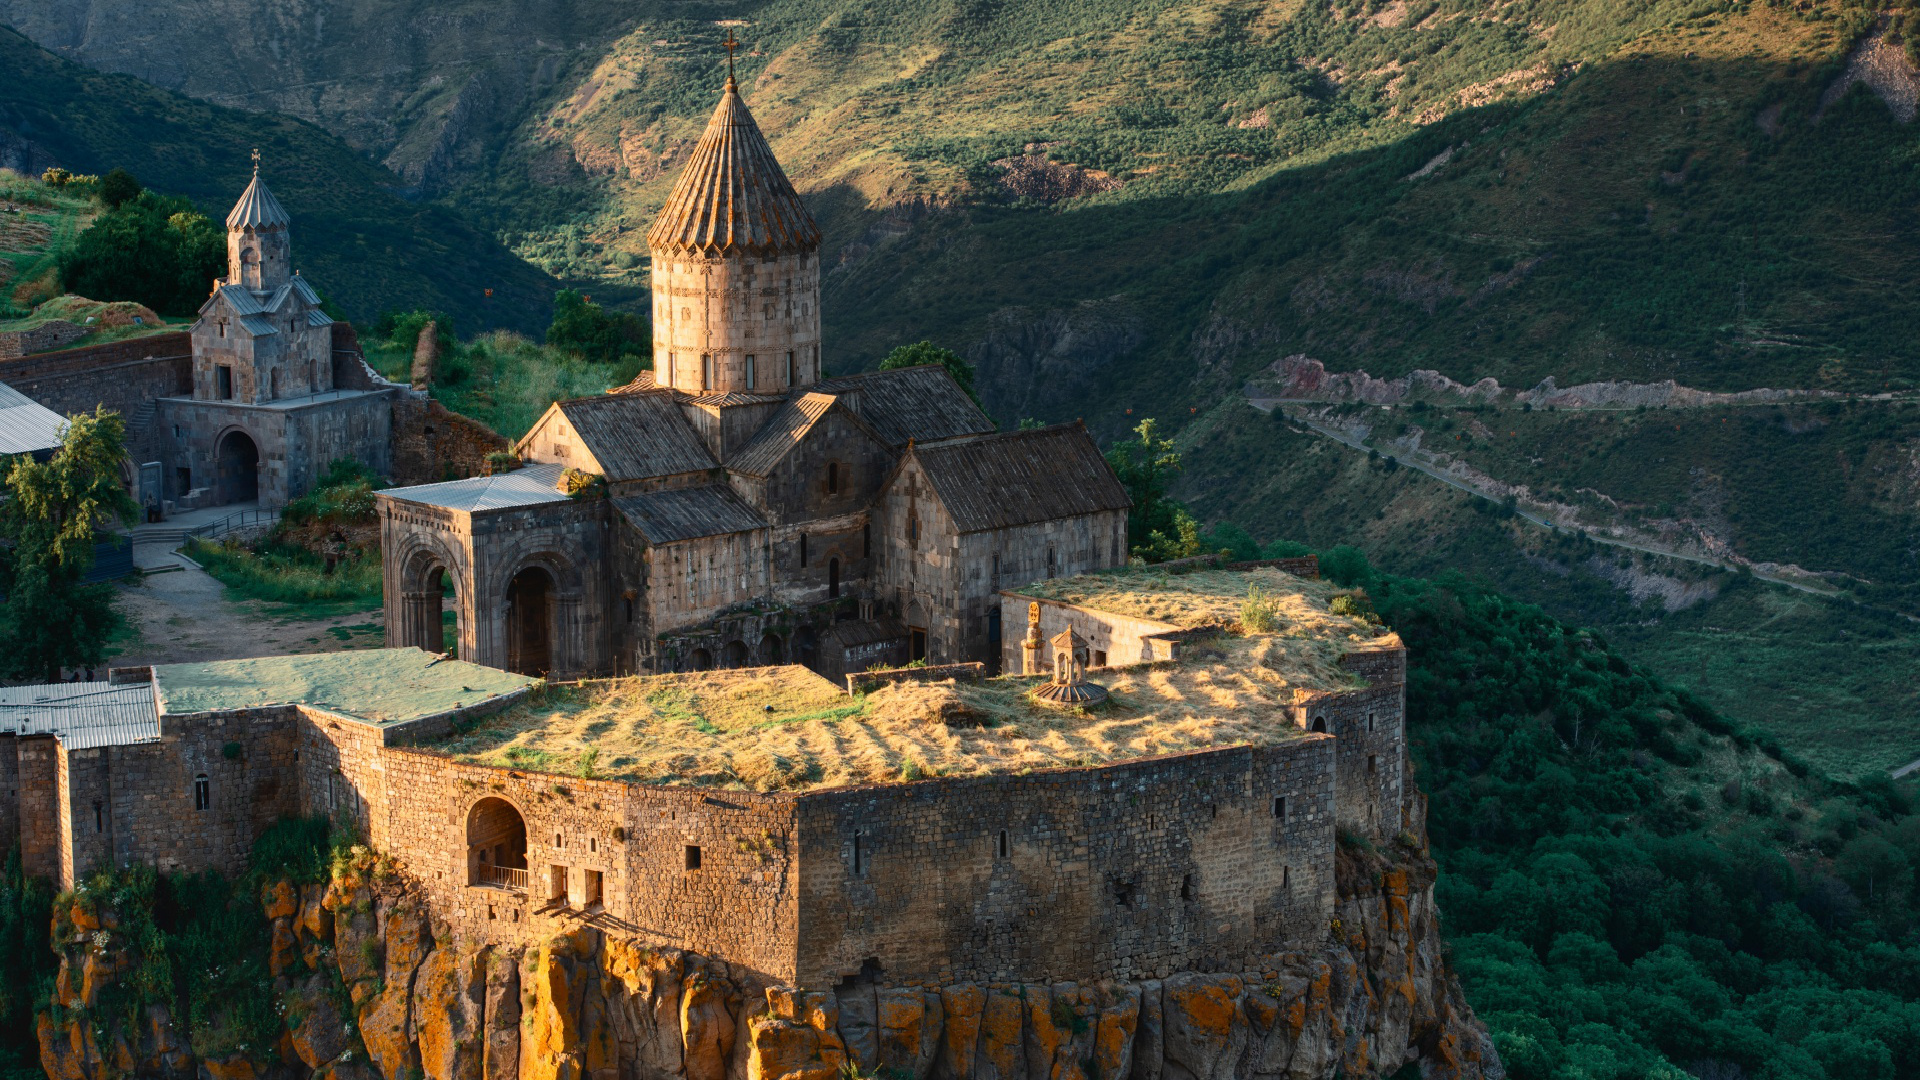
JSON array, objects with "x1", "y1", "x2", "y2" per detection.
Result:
[{"x1": 39, "y1": 826, "x2": 1497, "y2": 1080}]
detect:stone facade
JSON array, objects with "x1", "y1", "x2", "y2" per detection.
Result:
[{"x1": 378, "y1": 82, "x2": 1129, "y2": 682}]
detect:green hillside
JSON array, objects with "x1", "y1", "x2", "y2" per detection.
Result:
[{"x1": 0, "y1": 28, "x2": 560, "y2": 333}]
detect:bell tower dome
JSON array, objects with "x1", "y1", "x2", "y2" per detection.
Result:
[
  {"x1": 225, "y1": 152, "x2": 291, "y2": 292},
  {"x1": 647, "y1": 35, "x2": 823, "y2": 395}
]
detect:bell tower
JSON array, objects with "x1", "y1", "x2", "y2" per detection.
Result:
[
  {"x1": 647, "y1": 34, "x2": 823, "y2": 395},
  {"x1": 226, "y1": 150, "x2": 291, "y2": 292}
]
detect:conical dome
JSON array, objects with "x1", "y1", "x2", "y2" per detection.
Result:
[
  {"x1": 226, "y1": 173, "x2": 290, "y2": 230},
  {"x1": 647, "y1": 77, "x2": 821, "y2": 257}
]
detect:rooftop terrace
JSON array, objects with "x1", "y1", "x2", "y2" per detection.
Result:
[
  {"x1": 429, "y1": 568, "x2": 1390, "y2": 791},
  {"x1": 155, "y1": 648, "x2": 535, "y2": 724}
]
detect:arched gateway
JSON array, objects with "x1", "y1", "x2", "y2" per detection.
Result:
[{"x1": 467, "y1": 798, "x2": 527, "y2": 891}]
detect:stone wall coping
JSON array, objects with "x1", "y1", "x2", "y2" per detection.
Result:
[
  {"x1": 995, "y1": 590, "x2": 1184, "y2": 635},
  {"x1": 845, "y1": 662, "x2": 985, "y2": 694}
]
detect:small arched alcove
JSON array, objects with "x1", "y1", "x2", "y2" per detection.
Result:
[
  {"x1": 759, "y1": 633, "x2": 785, "y2": 665},
  {"x1": 723, "y1": 640, "x2": 749, "y2": 668},
  {"x1": 468, "y1": 797, "x2": 528, "y2": 891},
  {"x1": 1310, "y1": 715, "x2": 1328, "y2": 734}
]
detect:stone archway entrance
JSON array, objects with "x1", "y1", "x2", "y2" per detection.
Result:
[
  {"x1": 759, "y1": 632, "x2": 784, "y2": 665},
  {"x1": 217, "y1": 430, "x2": 259, "y2": 504},
  {"x1": 468, "y1": 797, "x2": 527, "y2": 891},
  {"x1": 507, "y1": 567, "x2": 554, "y2": 676}
]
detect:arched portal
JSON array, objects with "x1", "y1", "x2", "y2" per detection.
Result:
[
  {"x1": 506, "y1": 566, "x2": 555, "y2": 676},
  {"x1": 723, "y1": 640, "x2": 749, "y2": 668},
  {"x1": 689, "y1": 648, "x2": 714, "y2": 671},
  {"x1": 1310, "y1": 715, "x2": 1328, "y2": 734},
  {"x1": 759, "y1": 633, "x2": 785, "y2": 665},
  {"x1": 467, "y1": 797, "x2": 528, "y2": 890},
  {"x1": 216, "y1": 430, "x2": 259, "y2": 504}
]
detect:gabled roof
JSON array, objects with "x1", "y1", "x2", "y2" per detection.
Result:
[
  {"x1": 239, "y1": 315, "x2": 278, "y2": 336},
  {"x1": 646, "y1": 76, "x2": 821, "y2": 257},
  {"x1": 908, "y1": 423, "x2": 1131, "y2": 534},
  {"x1": 614, "y1": 485, "x2": 768, "y2": 544},
  {"x1": 306, "y1": 309, "x2": 334, "y2": 328},
  {"x1": 812, "y1": 365, "x2": 995, "y2": 448},
  {"x1": 209, "y1": 284, "x2": 267, "y2": 316},
  {"x1": 225, "y1": 173, "x2": 291, "y2": 230},
  {"x1": 548, "y1": 393, "x2": 717, "y2": 482},
  {"x1": 0, "y1": 379, "x2": 66, "y2": 457},
  {"x1": 378, "y1": 462, "x2": 571, "y2": 513},
  {"x1": 729, "y1": 392, "x2": 847, "y2": 477},
  {"x1": 609, "y1": 370, "x2": 657, "y2": 394}
]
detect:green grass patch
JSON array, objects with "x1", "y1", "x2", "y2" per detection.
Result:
[
  {"x1": 185, "y1": 536, "x2": 382, "y2": 620},
  {"x1": 360, "y1": 326, "x2": 641, "y2": 439}
]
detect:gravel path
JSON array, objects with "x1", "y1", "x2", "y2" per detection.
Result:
[{"x1": 107, "y1": 564, "x2": 386, "y2": 669}]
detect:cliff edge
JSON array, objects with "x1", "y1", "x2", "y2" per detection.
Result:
[{"x1": 37, "y1": 801, "x2": 1498, "y2": 1080}]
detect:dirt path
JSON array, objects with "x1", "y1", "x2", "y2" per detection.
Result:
[{"x1": 107, "y1": 565, "x2": 386, "y2": 669}]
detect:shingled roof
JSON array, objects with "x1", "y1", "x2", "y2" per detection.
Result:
[
  {"x1": 552, "y1": 393, "x2": 717, "y2": 481},
  {"x1": 615, "y1": 485, "x2": 769, "y2": 544},
  {"x1": 813, "y1": 366, "x2": 995, "y2": 448},
  {"x1": 911, "y1": 424, "x2": 1130, "y2": 533},
  {"x1": 729, "y1": 392, "x2": 842, "y2": 477},
  {"x1": 646, "y1": 76, "x2": 821, "y2": 257},
  {"x1": 226, "y1": 173, "x2": 290, "y2": 230}
]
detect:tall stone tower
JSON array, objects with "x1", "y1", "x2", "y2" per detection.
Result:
[
  {"x1": 647, "y1": 48, "x2": 823, "y2": 395},
  {"x1": 225, "y1": 158, "x2": 291, "y2": 291}
]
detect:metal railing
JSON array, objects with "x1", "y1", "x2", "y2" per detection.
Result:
[
  {"x1": 186, "y1": 504, "x2": 284, "y2": 541},
  {"x1": 476, "y1": 864, "x2": 528, "y2": 892}
]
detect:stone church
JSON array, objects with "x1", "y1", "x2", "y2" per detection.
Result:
[
  {"x1": 153, "y1": 163, "x2": 395, "y2": 506},
  {"x1": 377, "y1": 68, "x2": 1131, "y2": 680}
]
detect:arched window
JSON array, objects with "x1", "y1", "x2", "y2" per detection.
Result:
[
  {"x1": 1311, "y1": 715, "x2": 1328, "y2": 734},
  {"x1": 193, "y1": 774, "x2": 211, "y2": 811},
  {"x1": 826, "y1": 462, "x2": 839, "y2": 495},
  {"x1": 745, "y1": 354, "x2": 756, "y2": 388},
  {"x1": 863, "y1": 522, "x2": 871, "y2": 557},
  {"x1": 701, "y1": 354, "x2": 713, "y2": 391},
  {"x1": 799, "y1": 533, "x2": 808, "y2": 568},
  {"x1": 786, "y1": 351, "x2": 795, "y2": 385},
  {"x1": 1047, "y1": 546, "x2": 1057, "y2": 578},
  {"x1": 908, "y1": 514, "x2": 920, "y2": 548}
]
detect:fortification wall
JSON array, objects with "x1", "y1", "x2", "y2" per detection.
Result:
[
  {"x1": 68, "y1": 706, "x2": 305, "y2": 888},
  {"x1": 390, "y1": 394, "x2": 508, "y2": 487},
  {"x1": 1295, "y1": 639, "x2": 1407, "y2": 838},
  {"x1": 791, "y1": 739, "x2": 1336, "y2": 987},
  {"x1": 17, "y1": 736, "x2": 60, "y2": 880}
]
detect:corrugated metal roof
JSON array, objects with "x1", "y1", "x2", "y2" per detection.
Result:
[
  {"x1": 0, "y1": 379, "x2": 65, "y2": 456},
  {"x1": 0, "y1": 682, "x2": 159, "y2": 749},
  {"x1": 306, "y1": 309, "x2": 333, "y2": 328},
  {"x1": 728, "y1": 392, "x2": 836, "y2": 477},
  {"x1": 912, "y1": 424, "x2": 1131, "y2": 533},
  {"x1": 646, "y1": 77, "x2": 821, "y2": 257},
  {"x1": 380, "y1": 462, "x2": 571, "y2": 512},
  {"x1": 614, "y1": 485, "x2": 768, "y2": 544},
  {"x1": 556, "y1": 393, "x2": 717, "y2": 481},
  {"x1": 291, "y1": 278, "x2": 323, "y2": 306},
  {"x1": 814, "y1": 366, "x2": 995, "y2": 448},
  {"x1": 225, "y1": 173, "x2": 291, "y2": 229},
  {"x1": 239, "y1": 315, "x2": 279, "y2": 336}
]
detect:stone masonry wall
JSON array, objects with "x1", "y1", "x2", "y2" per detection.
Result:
[
  {"x1": 0, "y1": 736, "x2": 19, "y2": 876},
  {"x1": 999, "y1": 594, "x2": 1183, "y2": 674},
  {"x1": 17, "y1": 736, "x2": 60, "y2": 880},
  {"x1": 89, "y1": 706, "x2": 303, "y2": 886},
  {"x1": 390, "y1": 393, "x2": 510, "y2": 487},
  {"x1": 792, "y1": 739, "x2": 1335, "y2": 987}
]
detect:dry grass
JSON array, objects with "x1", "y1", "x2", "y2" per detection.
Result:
[
  {"x1": 435, "y1": 612, "x2": 1376, "y2": 792},
  {"x1": 1017, "y1": 567, "x2": 1370, "y2": 636}
]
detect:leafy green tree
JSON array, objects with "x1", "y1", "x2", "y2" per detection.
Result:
[
  {"x1": 545, "y1": 289, "x2": 647, "y2": 364},
  {"x1": 1105, "y1": 417, "x2": 1203, "y2": 562},
  {"x1": 97, "y1": 167, "x2": 141, "y2": 209},
  {"x1": 0, "y1": 408, "x2": 138, "y2": 681},
  {"x1": 881, "y1": 341, "x2": 980, "y2": 406},
  {"x1": 58, "y1": 192, "x2": 223, "y2": 314}
]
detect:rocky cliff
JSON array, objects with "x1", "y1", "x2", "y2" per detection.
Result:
[{"x1": 38, "y1": 823, "x2": 1499, "y2": 1080}]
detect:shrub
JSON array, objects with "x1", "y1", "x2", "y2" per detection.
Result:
[{"x1": 1240, "y1": 584, "x2": 1281, "y2": 632}]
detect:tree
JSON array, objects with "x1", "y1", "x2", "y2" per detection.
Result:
[
  {"x1": 0, "y1": 408, "x2": 139, "y2": 681},
  {"x1": 98, "y1": 168, "x2": 141, "y2": 210},
  {"x1": 880, "y1": 341, "x2": 980, "y2": 406},
  {"x1": 58, "y1": 193, "x2": 224, "y2": 314},
  {"x1": 1104, "y1": 418, "x2": 1203, "y2": 562},
  {"x1": 545, "y1": 289, "x2": 647, "y2": 364}
]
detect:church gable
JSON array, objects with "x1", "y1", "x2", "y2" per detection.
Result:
[
  {"x1": 733, "y1": 393, "x2": 893, "y2": 525},
  {"x1": 517, "y1": 403, "x2": 612, "y2": 477}
]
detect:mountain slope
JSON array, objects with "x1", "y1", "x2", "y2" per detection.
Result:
[{"x1": 0, "y1": 27, "x2": 560, "y2": 331}]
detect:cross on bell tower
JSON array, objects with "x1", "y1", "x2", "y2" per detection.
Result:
[{"x1": 723, "y1": 29, "x2": 739, "y2": 87}]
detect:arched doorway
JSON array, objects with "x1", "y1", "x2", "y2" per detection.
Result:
[
  {"x1": 1311, "y1": 715, "x2": 1328, "y2": 734},
  {"x1": 792, "y1": 626, "x2": 818, "y2": 670},
  {"x1": 216, "y1": 430, "x2": 259, "y2": 504},
  {"x1": 506, "y1": 567, "x2": 554, "y2": 676},
  {"x1": 724, "y1": 640, "x2": 749, "y2": 668},
  {"x1": 467, "y1": 797, "x2": 527, "y2": 890},
  {"x1": 433, "y1": 566, "x2": 460, "y2": 656},
  {"x1": 759, "y1": 633, "x2": 784, "y2": 665},
  {"x1": 689, "y1": 648, "x2": 714, "y2": 671}
]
